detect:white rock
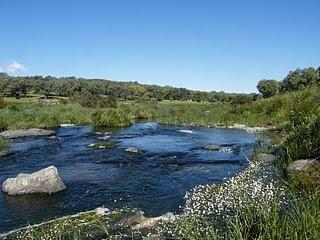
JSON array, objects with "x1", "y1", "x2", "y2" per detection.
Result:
[{"x1": 2, "y1": 166, "x2": 66, "y2": 195}]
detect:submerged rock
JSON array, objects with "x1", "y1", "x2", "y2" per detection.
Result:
[
  {"x1": 97, "y1": 135, "x2": 111, "y2": 140},
  {"x1": 87, "y1": 140, "x2": 117, "y2": 149},
  {"x1": 0, "y1": 128, "x2": 55, "y2": 139},
  {"x1": 256, "y1": 153, "x2": 277, "y2": 163},
  {"x1": 204, "y1": 144, "x2": 220, "y2": 151},
  {"x1": 0, "y1": 151, "x2": 12, "y2": 158},
  {"x1": 2, "y1": 166, "x2": 66, "y2": 195},
  {"x1": 178, "y1": 129, "x2": 195, "y2": 134},
  {"x1": 125, "y1": 147, "x2": 139, "y2": 153}
]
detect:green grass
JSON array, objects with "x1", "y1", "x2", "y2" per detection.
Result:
[
  {"x1": 1, "y1": 85, "x2": 320, "y2": 130},
  {"x1": 0, "y1": 103, "x2": 92, "y2": 130},
  {"x1": 2, "y1": 209, "x2": 140, "y2": 240},
  {"x1": 0, "y1": 137, "x2": 9, "y2": 151},
  {"x1": 161, "y1": 189, "x2": 320, "y2": 240}
]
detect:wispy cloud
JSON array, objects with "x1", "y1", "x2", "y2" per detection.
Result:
[{"x1": 1, "y1": 60, "x2": 26, "y2": 73}]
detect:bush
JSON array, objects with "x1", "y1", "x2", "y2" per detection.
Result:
[
  {"x1": 0, "y1": 98, "x2": 7, "y2": 108},
  {"x1": 281, "y1": 102, "x2": 320, "y2": 162},
  {"x1": 91, "y1": 109, "x2": 133, "y2": 127},
  {"x1": 0, "y1": 137, "x2": 9, "y2": 151},
  {"x1": 0, "y1": 115, "x2": 8, "y2": 130},
  {"x1": 71, "y1": 92, "x2": 117, "y2": 108},
  {"x1": 99, "y1": 95, "x2": 117, "y2": 108},
  {"x1": 257, "y1": 79, "x2": 279, "y2": 98}
]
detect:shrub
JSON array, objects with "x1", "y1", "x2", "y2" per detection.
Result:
[
  {"x1": 0, "y1": 137, "x2": 9, "y2": 151},
  {"x1": 71, "y1": 92, "x2": 99, "y2": 108},
  {"x1": 0, "y1": 98, "x2": 7, "y2": 109},
  {"x1": 0, "y1": 115, "x2": 8, "y2": 130},
  {"x1": 71, "y1": 92, "x2": 118, "y2": 108},
  {"x1": 99, "y1": 95, "x2": 117, "y2": 108},
  {"x1": 257, "y1": 79, "x2": 279, "y2": 98},
  {"x1": 91, "y1": 109, "x2": 133, "y2": 127},
  {"x1": 281, "y1": 103, "x2": 320, "y2": 162}
]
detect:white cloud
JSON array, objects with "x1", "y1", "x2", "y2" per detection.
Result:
[{"x1": 1, "y1": 61, "x2": 26, "y2": 73}]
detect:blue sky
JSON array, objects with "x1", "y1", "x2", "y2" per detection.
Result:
[{"x1": 0, "y1": 0, "x2": 319, "y2": 93}]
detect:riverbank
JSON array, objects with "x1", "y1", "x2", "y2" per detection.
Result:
[{"x1": 3, "y1": 150, "x2": 318, "y2": 240}]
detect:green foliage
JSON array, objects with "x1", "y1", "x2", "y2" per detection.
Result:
[
  {"x1": 0, "y1": 137, "x2": 9, "y2": 151},
  {"x1": 0, "y1": 98, "x2": 7, "y2": 108},
  {"x1": 0, "y1": 104, "x2": 92, "y2": 130},
  {"x1": 91, "y1": 109, "x2": 133, "y2": 127},
  {"x1": 257, "y1": 79, "x2": 279, "y2": 98},
  {"x1": 280, "y1": 88, "x2": 320, "y2": 162},
  {"x1": 0, "y1": 74, "x2": 255, "y2": 103},
  {"x1": 71, "y1": 92, "x2": 117, "y2": 108},
  {"x1": 280, "y1": 67, "x2": 319, "y2": 92},
  {"x1": 227, "y1": 190, "x2": 320, "y2": 240},
  {"x1": 166, "y1": 190, "x2": 320, "y2": 240}
]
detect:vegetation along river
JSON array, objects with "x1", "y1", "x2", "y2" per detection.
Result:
[{"x1": 0, "y1": 122, "x2": 258, "y2": 233}]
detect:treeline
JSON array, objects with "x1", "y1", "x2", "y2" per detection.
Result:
[
  {"x1": 0, "y1": 73, "x2": 256, "y2": 103},
  {"x1": 257, "y1": 67, "x2": 320, "y2": 98}
]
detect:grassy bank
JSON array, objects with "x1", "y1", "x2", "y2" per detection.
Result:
[{"x1": 1, "y1": 85, "x2": 320, "y2": 130}]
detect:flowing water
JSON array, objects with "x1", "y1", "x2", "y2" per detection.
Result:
[{"x1": 0, "y1": 122, "x2": 257, "y2": 233}]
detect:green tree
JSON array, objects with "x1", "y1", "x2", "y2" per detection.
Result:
[{"x1": 257, "y1": 79, "x2": 279, "y2": 98}]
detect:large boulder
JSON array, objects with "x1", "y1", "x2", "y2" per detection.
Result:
[
  {"x1": 0, "y1": 128, "x2": 55, "y2": 139},
  {"x1": 2, "y1": 166, "x2": 66, "y2": 195},
  {"x1": 287, "y1": 159, "x2": 320, "y2": 187},
  {"x1": 287, "y1": 159, "x2": 319, "y2": 173}
]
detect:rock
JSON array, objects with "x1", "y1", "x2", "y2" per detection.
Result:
[
  {"x1": 133, "y1": 212, "x2": 175, "y2": 229},
  {"x1": 94, "y1": 131, "x2": 112, "y2": 136},
  {"x1": 125, "y1": 147, "x2": 139, "y2": 153},
  {"x1": 0, "y1": 128, "x2": 55, "y2": 139},
  {"x1": 97, "y1": 135, "x2": 111, "y2": 140},
  {"x1": 220, "y1": 147, "x2": 233, "y2": 153},
  {"x1": 287, "y1": 159, "x2": 320, "y2": 187},
  {"x1": 48, "y1": 135, "x2": 60, "y2": 141},
  {"x1": 204, "y1": 144, "x2": 220, "y2": 151},
  {"x1": 256, "y1": 154, "x2": 277, "y2": 163},
  {"x1": 228, "y1": 124, "x2": 276, "y2": 133},
  {"x1": 178, "y1": 129, "x2": 195, "y2": 134},
  {"x1": 287, "y1": 159, "x2": 319, "y2": 173},
  {"x1": 95, "y1": 207, "x2": 110, "y2": 215},
  {"x1": 143, "y1": 237, "x2": 163, "y2": 240},
  {"x1": 2, "y1": 166, "x2": 66, "y2": 195},
  {"x1": 87, "y1": 140, "x2": 117, "y2": 149},
  {"x1": 0, "y1": 151, "x2": 12, "y2": 158},
  {"x1": 60, "y1": 124, "x2": 75, "y2": 127}
]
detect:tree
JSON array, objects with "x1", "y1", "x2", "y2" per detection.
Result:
[
  {"x1": 280, "y1": 67, "x2": 318, "y2": 92},
  {"x1": 257, "y1": 79, "x2": 279, "y2": 98},
  {"x1": 0, "y1": 72, "x2": 9, "y2": 78}
]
